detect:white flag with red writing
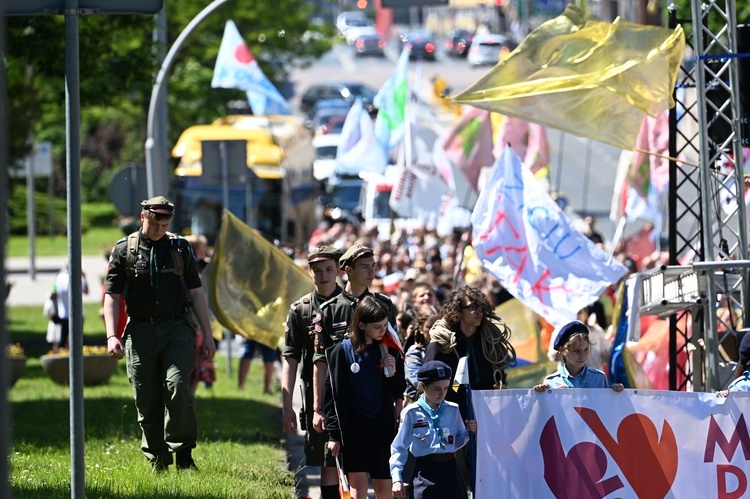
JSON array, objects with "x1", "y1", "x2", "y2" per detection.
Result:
[{"x1": 472, "y1": 147, "x2": 627, "y2": 327}]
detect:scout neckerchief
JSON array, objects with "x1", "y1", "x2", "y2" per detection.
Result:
[
  {"x1": 562, "y1": 363, "x2": 589, "y2": 388},
  {"x1": 418, "y1": 395, "x2": 447, "y2": 448},
  {"x1": 149, "y1": 245, "x2": 160, "y2": 290}
]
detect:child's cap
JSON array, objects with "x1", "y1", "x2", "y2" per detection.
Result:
[
  {"x1": 739, "y1": 332, "x2": 750, "y2": 367},
  {"x1": 553, "y1": 321, "x2": 589, "y2": 351},
  {"x1": 418, "y1": 360, "x2": 452, "y2": 384}
]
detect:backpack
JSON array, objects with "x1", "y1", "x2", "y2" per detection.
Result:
[{"x1": 122, "y1": 231, "x2": 192, "y2": 304}]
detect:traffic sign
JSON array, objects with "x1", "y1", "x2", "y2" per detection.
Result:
[{"x1": 5, "y1": 0, "x2": 164, "y2": 15}]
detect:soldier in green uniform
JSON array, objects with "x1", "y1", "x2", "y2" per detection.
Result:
[
  {"x1": 281, "y1": 245, "x2": 344, "y2": 499},
  {"x1": 104, "y1": 196, "x2": 216, "y2": 472},
  {"x1": 311, "y1": 243, "x2": 397, "y2": 433}
]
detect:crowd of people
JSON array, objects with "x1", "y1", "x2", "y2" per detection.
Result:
[
  {"x1": 278, "y1": 214, "x2": 676, "y2": 497},
  {"x1": 83, "y1": 191, "x2": 680, "y2": 492}
]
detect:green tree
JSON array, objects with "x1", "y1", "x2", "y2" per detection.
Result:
[{"x1": 5, "y1": 0, "x2": 333, "y2": 212}]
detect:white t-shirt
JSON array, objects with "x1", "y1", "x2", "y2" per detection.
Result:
[{"x1": 54, "y1": 271, "x2": 89, "y2": 319}]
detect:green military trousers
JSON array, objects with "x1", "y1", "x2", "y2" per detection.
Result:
[{"x1": 125, "y1": 315, "x2": 197, "y2": 465}]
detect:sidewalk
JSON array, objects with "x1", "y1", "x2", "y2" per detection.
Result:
[{"x1": 4, "y1": 255, "x2": 105, "y2": 307}]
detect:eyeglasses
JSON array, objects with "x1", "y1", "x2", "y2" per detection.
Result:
[{"x1": 461, "y1": 304, "x2": 479, "y2": 312}]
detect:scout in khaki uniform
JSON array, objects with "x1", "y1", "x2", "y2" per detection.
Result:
[
  {"x1": 104, "y1": 196, "x2": 216, "y2": 472},
  {"x1": 281, "y1": 245, "x2": 344, "y2": 499},
  {"x1": 311, "y1": 243, "x2": 397, "y2": 433}
]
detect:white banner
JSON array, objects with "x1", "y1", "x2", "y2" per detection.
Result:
[
  {"x1": 473, "y1": 389, "x2": 750, "y2": 498},
  {"x1": 471, "y1": 147, "x2": 627, "y2": 327}
]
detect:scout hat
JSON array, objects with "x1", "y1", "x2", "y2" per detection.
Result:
[
  {"x1": 141, "y1": 196, "x2": 174, "y2": 215},
  {"x1": 308, "y1": 245, "x2": 343, "y2": 264},
  {"x1": 553, "y1": 320, "x2": 589, "y2": 351},
  {"x1": 339, "y1": 243, "x2": 374, "y2": 270},
  {"x1": 418, "y1": 360, "x2": 453, "y2": 384}
]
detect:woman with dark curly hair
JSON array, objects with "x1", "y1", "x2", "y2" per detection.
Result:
[{"x1": 424, "y1": 286, "x2": 516, "y2": 419}]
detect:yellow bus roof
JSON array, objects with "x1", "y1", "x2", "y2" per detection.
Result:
[{"x1": 172, "y1": 120, "x2": 287, "y2": 179}]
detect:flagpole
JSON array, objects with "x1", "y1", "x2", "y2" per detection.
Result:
[
  {"x1": 554, "y1": 131, "x2": 565, "y2": 195},
  {"x1": 466, "y1": 383, "x2": 476, "y2": 496}
]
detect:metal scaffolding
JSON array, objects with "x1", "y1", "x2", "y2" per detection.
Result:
[{"x1": 650, "y1": 0, "x2": 750, "y2": 392}]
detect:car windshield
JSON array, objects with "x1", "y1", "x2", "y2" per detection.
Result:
[
  {"x1": 372, "y1": 189, "x2": 392, "y2": 219},
  {"x1": 330, "y1": 183, "x2": 363, "y2": 210},
  {"x1": 346, "y1": 84, "x2": 376, "y2": 100},
  {"x1": 316, "y1": 145, "x2": 337, "y2": 160},
  {"x1": 348, "y1": 19, "x2": 372, "y2": 27}
]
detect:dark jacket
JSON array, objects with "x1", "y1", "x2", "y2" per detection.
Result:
[{"x1": 323, "y1": 340, "x2": 405, "y2": 446}]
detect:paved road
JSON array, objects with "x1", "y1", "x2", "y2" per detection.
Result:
[{"x1": 5, "y1": 255, "x2": 105, "y2": 307}]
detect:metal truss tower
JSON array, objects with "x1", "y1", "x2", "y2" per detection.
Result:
[{"x1": 656, "y1": 0, "x2": 749, "y2": 391}]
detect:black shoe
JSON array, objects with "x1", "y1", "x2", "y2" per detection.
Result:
[{"x1": 175, "y1": 449, "x2": 198, "y2": 471}]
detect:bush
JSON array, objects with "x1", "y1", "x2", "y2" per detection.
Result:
[{"x1": 8, "y1": 182, "x2": 119, "y2": 235}]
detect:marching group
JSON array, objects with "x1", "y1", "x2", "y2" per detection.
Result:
[
  {"x1": 281, "y1": 240, "x2": 627, "y2": 499},
  {"x1": 90, "y1": 194, "x2": 750, "y2": 496}
]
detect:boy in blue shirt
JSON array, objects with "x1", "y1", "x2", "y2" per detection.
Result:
[{"x1": 390, "y1": 360, "x2": 477, "y2": 499}]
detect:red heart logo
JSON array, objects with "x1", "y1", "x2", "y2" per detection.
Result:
[{"x1": 576, "y1": 408, "x2": 678, "y2": 498}]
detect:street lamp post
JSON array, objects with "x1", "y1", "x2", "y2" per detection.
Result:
[{"x1": 145, "y1": 0, "x2": 234, "y2": 198}]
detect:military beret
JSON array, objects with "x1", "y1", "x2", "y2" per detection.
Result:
[
  {"x1": 739, "y1": 332, "x2": 750, "y2": 367},
  {"x1": 141, "y1": 196, "x2": 174, "y2": 215},
  {"x1": 553, "y1": 320, "x2": 589, "y2": 351},
  {"x1": 308, "y1": 245, "x2": 343, "y2": 264},
  {"x1": 339, "y1": 243, "x2": 374, "y2": 270},
  {"x1": 417, "y1": 360, "x2": 453, "y2": 384}
]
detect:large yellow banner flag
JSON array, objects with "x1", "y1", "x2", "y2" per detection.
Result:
[
  {"x1": 452, "y1": 4, "x2": 685, "y2": 151},
  {"x1": 206, "y1": 210, "x2": 314, "y2": 349}
]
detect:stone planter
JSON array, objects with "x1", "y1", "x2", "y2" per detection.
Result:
[
  {"x1": 6, "y1": 356, "x2": 26, "y2": 387},
  {"x1": 40, "y1": 353, "x2": 118, "y2": 386}
]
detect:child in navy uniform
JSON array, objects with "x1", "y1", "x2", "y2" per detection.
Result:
[
  {"x1": 390, "y1": 360, "x2": 477, "y2": 499},
  {"x1": 718, "y1": 333, "x2": 750, "y2": 396},
  {"x1": 534, "y1": 321, "x2": 624, "y2": 392},
  {"x1": 325, "y1": 296, "x2": 405, "y2": 498}
]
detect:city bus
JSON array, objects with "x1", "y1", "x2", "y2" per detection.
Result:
[{"x1": 170, "y1": 115, "x2": 317, "y2": 246}]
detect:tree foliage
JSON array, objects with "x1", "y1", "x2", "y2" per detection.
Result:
[{"x1": 5, "y1": 0, "x2": 333, "y2": 207}]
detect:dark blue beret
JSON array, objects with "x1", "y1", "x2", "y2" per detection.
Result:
[
  {"x1": 418, "y1": 360, "x2": 452, "y2": 384},
  {"x1": 553, "y1": 321, "x2": 589, "y2": 351}
]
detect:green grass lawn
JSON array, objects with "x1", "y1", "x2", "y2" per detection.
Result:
[
  {"x1": 7, "y1": 226, "x2": 125, "y2": 258},
  {"x1": 7, "y1": 304, "x2": 294, "y2": 498}
]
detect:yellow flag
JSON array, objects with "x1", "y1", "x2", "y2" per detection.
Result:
[
  {"x1": 206, "y1": 210, "x2": 314, "y2": 349},
  {"x1": 452, "y1": 4, "x2": 685, "y2": 151}
]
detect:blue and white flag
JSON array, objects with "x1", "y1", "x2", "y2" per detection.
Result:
[
  {"x1": 335, "y1": 99, "x2": 387, "y2": 176},
  {"x1": 472, "y1": 147, "x2": 628, "y2": 327},
  {"x1": 212, "y1": 20, "x2": 291, "y2": 116}
]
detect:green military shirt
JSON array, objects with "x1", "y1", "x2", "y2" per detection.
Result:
[
  {"x1": 105, "y1": 231, "x2": 200, "y2": 319},
  {"x1": 312, "y1": 288, "x2": 396, "y2": 363},
  {"x1": 282, "y1": 285, "x2": 343, "y2": 383}
]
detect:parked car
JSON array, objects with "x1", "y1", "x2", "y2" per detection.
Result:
[
  {"x1": 317, "y1": 114, "x2": 347, "y2": 136},
  {"x1": 354, "y1": 33, "x2": 386, "y2": 57},
  {"x1": 445, "y1": 29, "x2": 474, "y2": 57},
  {"x1": 467, "y1": 33, "x2": 509, "y2": 67},
  {"x1": 336, "y1": 10, "x2": 366, "y2": 35},
  {"x1": 307, "y1": 99, "x2": 351, "y2": 133},
  {"x1": 401, "y1": 31, "x2": 437, "y2": 61},
  {"x1": 300, "y1": 82, "x2": 378, "y2": 115},
  {"x1": 313, "y1": 134, "x2": 341, "y2": 181},
  {"x1": 343, "y1": 18, "x2": 376, "y2": 45},
  {"x1": 320, "y1": 174, "x2": 364, "y2": 223}
]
